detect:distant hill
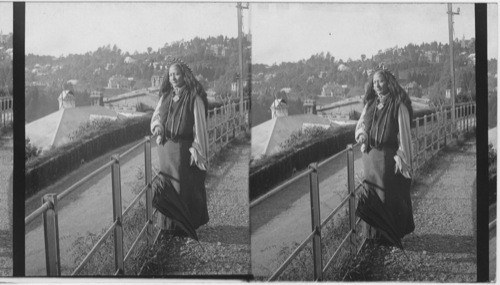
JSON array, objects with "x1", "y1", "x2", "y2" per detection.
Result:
[
  {"x1": 25, "y1": 35, "x2": 251, "y2": 122},
  {"x1": 0, "y1": 32, "x2": 12, "y2": 96},
  {"x1": 251, "y1": 38, "x2": 481, "y2": 127}
]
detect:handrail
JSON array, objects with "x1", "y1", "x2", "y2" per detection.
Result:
[
  {"x1": 323, "y1": 229, "x2": 353, "y2": 273},
  {"x1": 25, "y1": 201, "x2": 50, "y2": 225},
  {"x1": 57, "y1": 160, "x2": 115, "y2": 202},
  {"x1": 72, "y1": 220, "x2": 118, "y2": 275},
  {"x1": 250, "y1": 168, "x2": 313, "y2": 208},
  {"x1": 265, "y1": 102, "x2": 476, "y2": 280},
  {"x1": 268, "y1": 231, "x2": 316, "y2": 281}
]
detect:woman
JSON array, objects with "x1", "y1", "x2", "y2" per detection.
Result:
[
  {"x1": 150, "y1": 57, "x2": 210, "y2": 233},
  {"x1": 355, "y1": 69, "x2": 415, "y2": 244}
]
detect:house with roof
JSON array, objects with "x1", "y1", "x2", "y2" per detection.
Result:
[
  {"x1": 108, "y1": 75, "x2": 132, "y2": 90},
  {"x1": 26, "y1": 90, "x2": 124, "y2": 152},
  {"x1": 251, "y1": 114, "x2": 335, "y2": 160},
  {"x1": 270, "y1": 98, "x2": 288, "y2": 118},
  {"x1": 321, "y1": 82, "x2": 345, "y2": 97}
]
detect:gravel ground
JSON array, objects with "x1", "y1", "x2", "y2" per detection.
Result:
[
  {"x1": 0, "y1": 133, "x2": 12, "y2": 276},
  {"x1": 345, "y1": 139, "x2": 477, "y2": 282},
  {"x1": 139, "y1": 136, "x2": 250, "y2": 277}
]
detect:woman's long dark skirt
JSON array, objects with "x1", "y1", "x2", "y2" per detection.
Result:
[
  {"x1": 361, "y1": 147, "x2": 415, "y2": 239},
  {"x1": 156, "y1": 139, "x2": 209, "y2": 230}
]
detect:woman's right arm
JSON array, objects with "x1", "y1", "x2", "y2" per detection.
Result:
[
  {"x1": 355, "y1": 105, "x2": 368, "y2": 142},
  {"x1": 151, "y1": 94, "x2": 164, "y2": 135}
]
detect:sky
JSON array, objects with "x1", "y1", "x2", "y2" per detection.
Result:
[
  {"x1": 26, "y1": 2, "x2": 250, "y2": 57},
  {"x1": 252, "y1": 3, "x2": 498, "y2": 65},
  {"x1": 0, "y1": 2, "x2": 13, "y2": 34}
]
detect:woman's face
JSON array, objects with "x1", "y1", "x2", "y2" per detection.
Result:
[
  {"x1": 169, "y1": 65, "x2": 185, "y2": 88},
  {"x1": 373, "y1": 72, "x2": 389, "y2": 96}
]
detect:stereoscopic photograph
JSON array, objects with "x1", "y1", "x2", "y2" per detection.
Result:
[
  {"x1": 24, "y1": 2, "x2": 250, "y2": 276},
  {"x1": 249, "y1": 2, "x2": 496, "y2": 281},
  {"x1": 8, "y1": 0, "x2": 498, "y2": 281},
  {"x1": 0, "y1": 1, "x2": 13, "y2": 277}
]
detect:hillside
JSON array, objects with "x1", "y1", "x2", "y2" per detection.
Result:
[
  {"x1": 251, "y1": 38, "x2": 483, "y2": 127},
  {"x1": 25, "y1": 35, "x2": 251, "y2": 123},
  {"x1": 0, "y1": 32, "x2": 12, "y2": 97}
]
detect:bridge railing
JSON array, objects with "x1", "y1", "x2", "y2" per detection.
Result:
[
  {"x1": 0, "y1": 96, "x2": 12, "y2": 128},
  {"x1": 25, "y1": 136, "x2": 157, "y2": 276},
  {"x1": 251, "y1": 102, "x2": 476, "y2": 281}
]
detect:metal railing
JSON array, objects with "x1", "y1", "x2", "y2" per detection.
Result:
[
  {"x1": 25, "y1": 99, "x2": 251, "y2": 276},
  {"x1": 251, "y1": 143, "x2": 364, "y2": 281},
  {"x1": 25, "y1": 136, "x2": 156, "y2": 276},
  {"x1": 490, "y1": 203, "x2": 496, "y2": 231},
  {"x1": 412, "y1": 102, "x2": 476, "y2": 172},
  {"x1": 250, "y1": 102, "x2": 476, "y2": 281},
  {"x1": 0, "y1": 96, "x2": 12, "y2": 127},
  {"x1": 207, "y1": 100, "x2": 250, "y2": 159}
]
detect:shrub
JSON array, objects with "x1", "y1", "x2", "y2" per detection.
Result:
[
  {"x1": 489, "y1": 143, "x2": 497, "y2": 205},
  {"x1": 68, "y1": 118, "x2": 116, "y2": 141},
  {"x1": 25, "y1": 137, "x2": 41, "y2": 162}
]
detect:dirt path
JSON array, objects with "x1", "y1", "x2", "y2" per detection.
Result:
[
  {"x1": 0, "y1": 133, "x2": 12, "y2": 276},
  {"x1": 139, "y1": 137, "x2": 250, "y2": 276},
  {"x1": 345, "y1": 139, "x2": 477, "y2": 282}
]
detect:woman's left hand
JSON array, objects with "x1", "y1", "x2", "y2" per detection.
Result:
[{"x1": 394, "y1": 155, "x2": 411, "y2": 179}]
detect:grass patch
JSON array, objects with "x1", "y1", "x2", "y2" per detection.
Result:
[{"x1": 69, "y1": 168, "x2": 159, "y2": 276}]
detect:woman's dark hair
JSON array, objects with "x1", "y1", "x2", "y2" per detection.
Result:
[
  {"x1": 364, "y1": 69, "x2": 413, "y2": 120},
  {"x1": 159, "y1": 61, "x2": 209, "y2": 116}
]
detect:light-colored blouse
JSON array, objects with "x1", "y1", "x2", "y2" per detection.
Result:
[
  {"x1": 355, "y1": 103, "x2": 413, "y2": 179},
  {"x1": 151, "y1": 93, "x2": 209, "y2": 171}
]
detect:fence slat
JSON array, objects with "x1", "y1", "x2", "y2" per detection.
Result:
[
  {"x1": 308, "y1": 163, "x2": 322, "y2": 281},
  {"x1": 111, "y1": 155, "x2": 124, "y2": 275},
  {"x1": 347, "y1": 145, "x2": 356, "y2": 256},
  {"x1": 43, "y1": 194, "x2": 61, "y2": 276},
  {"x1": 144, "y1": 137, "x2": 154, "y2": 246}
]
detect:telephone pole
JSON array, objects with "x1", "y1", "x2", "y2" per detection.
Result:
[
  {"x1": 447, "y1": 4, "x2": 459, "y2": 133},
  {"x1": 237, "y1": 2, "x2": 249, "y2": 113}
]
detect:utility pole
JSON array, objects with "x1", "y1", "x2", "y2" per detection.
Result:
[
  {"x1": 447, "y1": 4, "x2": 459, "y2": 133},
  {"x1": 237, "y1": 2, "x2": 249, "y2": 113}
]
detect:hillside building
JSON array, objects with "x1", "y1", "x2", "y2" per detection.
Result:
[
  {"x1": 151, "y1": 74, "x2": 166, "y2": 88},
  {"x1": 321, "y1": 82, "x2": 345, "y2": 97},
  {"x1": 108, "y1": 75, "x2": 132, "y2": 90},
  {"x1": 303, "y1": 99, "x2": 317, "y2": 115},
  {"x1": 58, "y1": 90, "x2": 75, "y2": 109},
  {"x1": 270, "y1": 98, "x2": 288, "y2": 118},
  {"x1": 90, "y1": 90, "x2": 104, "y2": 106}
]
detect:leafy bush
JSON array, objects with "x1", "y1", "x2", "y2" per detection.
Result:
[
  {"x1": 489, "y1": 143, "x2": 496, "y2": 205},
  {"x1": 25, "y1": 138, "x2": 41, "y2": 162},
  {"x1": 68, "y1": 119, "x2": 116, "y2": 142},
  {"x1": 280, "y1": 126, "x2": 335, "y2": 151}
]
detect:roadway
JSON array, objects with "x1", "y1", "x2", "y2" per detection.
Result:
[
  {"x1": 250, "y1": 144, "x2": 363, "y2": 277},
  {"x1": 251, "y1": 138, "x2": 478, "y2": 281},
  {"x1": 25, "y1": 138, "x2": 161, "y2": 276},
  {"x1": 0, "y1": 133, "x2": 12, "y2": 276}
]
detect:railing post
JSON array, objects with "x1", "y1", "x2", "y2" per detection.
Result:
[
  {"x1": 308, "y1": 163, "x2": 322, "y2": 281},
  {"x1": 431, "y1": 113, "x2": 435, "y2": 154},
  {"x1": 144, "y1": 137, "x2": 154, "y2": 246},
  {"x1": 423, "y1": 115, "x2": 428, "y2": 160},
  {"x1": 414, "y1": 117, "x2": 419, "y2": 168},
  {"x1": 111, "y1": 155, "x2": 124, "y2": 275},
  {"x1": 42, "y1": 194, "x2": 61, "y2": 276},
  {"x1": 347, "y1": 144, "x2": 356, "y2": 255}
]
